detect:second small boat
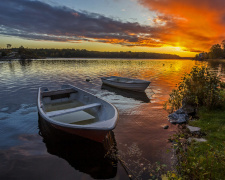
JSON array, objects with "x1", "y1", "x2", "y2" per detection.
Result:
[{"x1": 101, "y1": 76, "x2": 151, "y2": 92}]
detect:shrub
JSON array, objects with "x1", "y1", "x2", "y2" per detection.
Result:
[
  {"x1": 220, "y1": 81, "x2": 225, "y2": 88},
  {"x1": 165, "y1": 66, "x2": 225, "y2": 112}
]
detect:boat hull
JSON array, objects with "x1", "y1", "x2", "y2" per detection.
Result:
[
  {"x1": 38, "y1": 104, "x2": 115, "y2": 143},
  {"x1": 101, "y1": 77, "x2": 150, "y2": 92},
  {"x1": 51, "y1": 122, "x2": 109, "y2": 142},
  {"x1": 101, "y1": 84, "x2": 150, "y2": 103}
]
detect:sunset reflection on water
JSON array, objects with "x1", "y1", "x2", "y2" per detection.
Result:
[{"x1": 0, "y1": 58, "x2": 214, "y2": 179}]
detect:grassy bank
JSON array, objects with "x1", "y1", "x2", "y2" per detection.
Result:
[
  {"x1": 169, "y1": 109, "x2": 225, "y2": 179},
  {"x1": 164, "y1": 66, "x2": 225, "y2": 179},
  {"x1": 191, "y1": 109, "x2": 225, "y2": 149}
]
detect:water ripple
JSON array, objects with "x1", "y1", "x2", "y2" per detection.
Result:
[{"x1": 0, "y1": 58, "x2": 210, "y2": 149}]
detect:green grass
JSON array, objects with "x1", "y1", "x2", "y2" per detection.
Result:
[
  {"x1": 190, "y1": 108, "x2": 225, "y2": 149},
  {"x1": 168, "y1": 108, "x2": 225, "y2": 180}
]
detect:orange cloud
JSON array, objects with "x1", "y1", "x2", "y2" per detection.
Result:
[{"x1": 138, "y1": 0, "x2": 225, "y2": 52}]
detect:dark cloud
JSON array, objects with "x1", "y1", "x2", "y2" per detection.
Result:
[
  {"x1": 2, "y1": 0, "x2": 223, "y2": 53},
  {"x1": 0, "y1": 0, "x2": 160, "y2": 47}
]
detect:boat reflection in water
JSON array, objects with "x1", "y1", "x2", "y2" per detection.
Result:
[
  {"x1": 101, "y1": 84, "x2": 150, "y2": 103},
  {"x1": 38, "y1": 115, "x2": 118, "y2": 179}
]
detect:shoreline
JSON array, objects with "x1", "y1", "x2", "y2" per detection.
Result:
[{"x1": 0, "y1": 57, "x2": 193, "y2": 61}]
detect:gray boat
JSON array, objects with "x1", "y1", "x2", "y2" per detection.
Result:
[
  {"x1": 101, "y1": 76, "x2": 151, "y2": 92},
  {"x1": 37, "y1": 84, "x2": 118, "y2": 142}
]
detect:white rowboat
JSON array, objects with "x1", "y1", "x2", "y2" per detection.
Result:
[
  {"x1": 101, "y1": 76, "x2": 150, "y2": 92},
  {"x1": 37, "y1": 84, "x2": 118, "y2": 142}
]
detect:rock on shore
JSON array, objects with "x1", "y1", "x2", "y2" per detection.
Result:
[
  {"x1": 168, "y1": 99, "x2": 196, "y2": 124},
  {"x1": 168, "y1": 108, "x2": 189, "y2": 124}
]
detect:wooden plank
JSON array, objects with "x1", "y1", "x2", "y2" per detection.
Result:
[
  {"x1": 42, "y1": 89, "x2": 77, "y2": 97},
  {"x1": 46, "y1": 103, "x2": 101, "y2": 117}
]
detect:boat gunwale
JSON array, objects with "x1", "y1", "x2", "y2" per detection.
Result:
[{"x1": 101, "y1": 76, "x2": 150, "y2": 84}]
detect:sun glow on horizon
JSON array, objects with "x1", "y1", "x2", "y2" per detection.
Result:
[{"x1": 0, "y1": 34, "x2": 197, "y2": 57}]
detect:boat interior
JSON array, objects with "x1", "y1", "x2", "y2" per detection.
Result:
[
  {"x1": 40, "y1": 87, "x2": 101, "y2": 125},
  {"x1": 105, "y1": 76, "x2": 147, "y2": 83}
]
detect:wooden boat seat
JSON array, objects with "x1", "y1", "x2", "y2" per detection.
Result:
[
  {"x1": 42, "y1": 89, "x2": 77, "y2": 97},
  {"x1": 46, "y1": 103, "x2": 101, "y2": 117}
]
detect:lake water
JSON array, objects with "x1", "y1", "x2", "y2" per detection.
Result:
[{"x1": 0, "y1": 58, "x2": 223, "y2": 179}]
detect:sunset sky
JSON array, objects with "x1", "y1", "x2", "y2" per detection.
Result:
[{"x1": 1, "y1": 0, "x2": 225, "y2": 57}]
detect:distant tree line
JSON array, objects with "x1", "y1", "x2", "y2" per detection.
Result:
[
  {"x1": 196, "y1": 40, "x2": 225, "y2": 60},
  {"x1": 32, "y1": 48, "x2": 181, "y2": 59},
  {"x1": 1, "y1": 46, "x2": 181, "y2": 59}
]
